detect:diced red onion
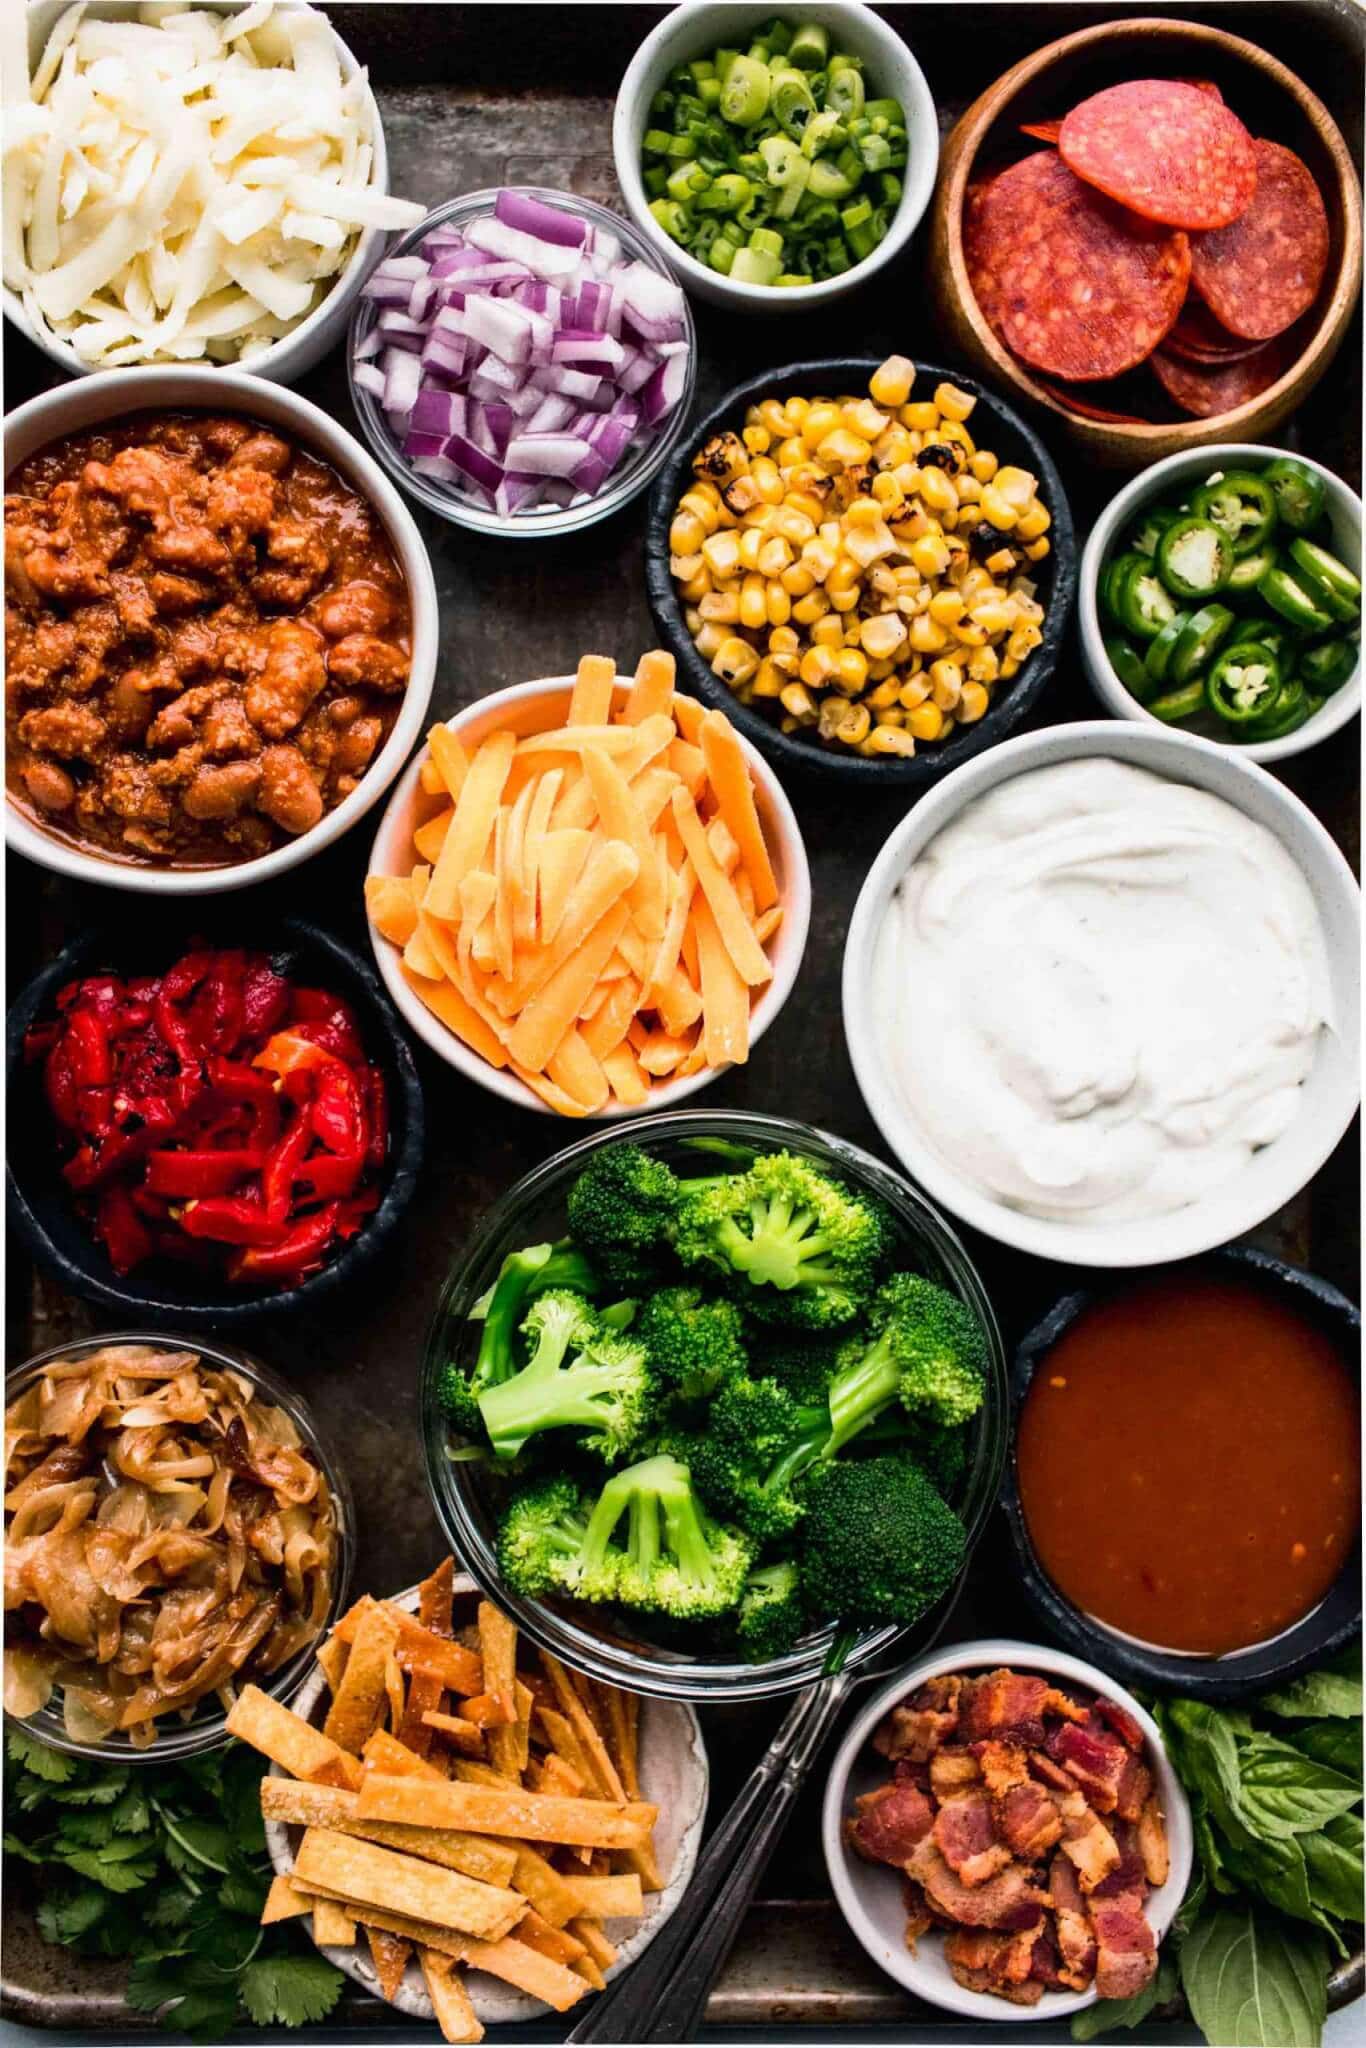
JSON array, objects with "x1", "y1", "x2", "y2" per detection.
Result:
[{"x1": 354, "y1": 192, "x2": 691, "y2": 519}]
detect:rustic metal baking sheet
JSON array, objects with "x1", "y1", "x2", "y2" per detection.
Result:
[{"x1": 4, "y1": 1, "x2": 1361, "y2": 2035}]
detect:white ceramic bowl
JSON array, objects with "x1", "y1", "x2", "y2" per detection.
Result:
[
  {"x1": 1080, "y1": 446, "x2": 1362, "y2": 766},
  {"x1": 822, "y1": 1638, "x2": 1194, "y2": 2023},
  {"x1": 264, "y1": 1577, "x2": 709, "y2": 2027},
  {"x1": 612, "y1": 1, "x2": 937, "y2": 313},
  {"x1": 843, "y1": 720, "x2": 1361, "y2": 1267},
  {"x1": 4, "y1": 368, "x2": 437, "y2": 894},
  {"x1": 5, "y1": 0, "x2": 394, "y2": 385},
  {"x1": 368, "y1": 675, "x2": 811, "y2": 1115}
]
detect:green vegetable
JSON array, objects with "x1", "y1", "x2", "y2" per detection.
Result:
[
  {"x1": 827, "y1": 1272, "x2": 988, "y2": 1444},
  {"x1": 476, "y1": 1290, "x2": 651, "y2": 1463},
  {"x1": 735, "y1": 1559, "x2": 805, "y2": 1660},
  {"x1": 440, "y1": 1240, "x2": 599, "y2": 1432},
  {"x1": 1079, "y1": 1667, "x2": 1362, "y2": 2048},
  {"x1": 1143, "y1": 609, "x2": 1193, "y2": 688},
  {"x1": 799, "y1": 1456, "x2": 967, "y2": 1627},
  {"x1": 684, "y1": 1374, "x2": 819, "y2": 1540},
  {"x1": 1157, "y1": 514, "x2": 1235, "y2": 601},
  {"x1": 1237, "y1": 677, "x2": 1315, "y2": 743},
  {"x1": 670, "y1": 1150, "x2": 892, "y2": 1329},
  {"x1": 1191, "y1": 471, "x2": 1279, "y2": 557},
  {"x1": 565, "y1": 1143, "x2": 681, "y2": 1291},
  {"x1": 4, "y1": 1729, "x2": 341, "y2": 2039},
  {"x1": 1115, "y1": 556, "x2": 1181, "y2": 641},
  {"x1": 1169, "y1": 603, "x2": 1237, "y2": 684},
  {"x1": 1101, "y1": 548, "x2": 1149, "y2": 624},
  {"x1": 638, "y1": 15, "x2": 905, "y2": 282},
  {"x1": 637, "y1": 1284, "x2": 749, "y2": 1401},
  {"x1": 1105, "y1": 632, "x2": 1157, "y2": 698},
  {"x1": 1262, "y1": 457, "x2": 1326, "y2": 533},
  {"x1": 1226, "y1": 541, "x2": 1279, "y2": 593},
  {"x1": 1148, "y1": 678, "x2": 1207, "y2": 723},
  {"x1": 1258, "y1": 563, "x2": 1335, "y2": 633},
  {"x1": 1296, "y1": 638, "x2": 1357, "y2": 696},
  {"x1": 1206, "y1": 643, "x2": 1284, "y2": 724},
  {"x1": 1287, "y1": 537, "x2": 1361, "y2": 623}
]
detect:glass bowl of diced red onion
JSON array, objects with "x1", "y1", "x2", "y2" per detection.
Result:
[{"x1": 347, "y1": 186, "x2": 696, "y2": 536}]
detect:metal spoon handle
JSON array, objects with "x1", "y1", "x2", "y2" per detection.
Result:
[{"x1": 565, "y1": 1673, "x2": 851, "y2": 2045}]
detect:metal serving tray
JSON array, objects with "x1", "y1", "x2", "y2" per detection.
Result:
[{"x1": 4, "y1": 2, "x2": 1361, "y2": 2037}]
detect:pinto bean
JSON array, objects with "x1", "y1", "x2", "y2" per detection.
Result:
[
  {"x1": 21, "y1": 758, "x2": 76, "y2": 811},
  {"x1": 326, "y1": 633, "x2": 408, "y2": 690},
  {"x1": 182, "y1": 759, "x2": 261, "y2": 821},
  {"x1": 257, "y1": 745, "x2": 323, "y2": 836}
]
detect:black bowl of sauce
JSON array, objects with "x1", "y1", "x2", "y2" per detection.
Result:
[{"x1": 1002, "y1": 1246, "x2": 1360, "y2": 1701}]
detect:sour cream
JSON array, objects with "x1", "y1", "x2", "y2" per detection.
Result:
[{"x1": 873, "y1": 759, "x2": 1332, "y2": 1224}]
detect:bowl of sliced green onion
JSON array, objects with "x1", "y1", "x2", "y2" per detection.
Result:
[{"x1": 613, "y1": 3, "x2": 937, "y2": 309}]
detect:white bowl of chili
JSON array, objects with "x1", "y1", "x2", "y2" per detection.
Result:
[
  {"x1": 1080, "y1": 446, "x2": 1362, "y2": 766},
  {"x1": 3, "y1": 367, "x2": 437, "y2": 894}
]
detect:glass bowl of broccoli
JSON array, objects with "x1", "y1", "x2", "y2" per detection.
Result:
[{"x1": 419, "y1": 1110, "x2": 1008, "y2": 1701}]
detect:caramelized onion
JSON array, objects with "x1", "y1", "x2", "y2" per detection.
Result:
[{"x1": 4, "y1": 1343, "x2": 336, "y2": 1744}]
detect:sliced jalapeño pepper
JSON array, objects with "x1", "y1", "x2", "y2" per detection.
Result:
[
  {"x1": 1226, "y1": 542, "x2": 1278, "y2": 593},
  {"x1": 1205, "y1": 642, "x2": 1284, "y2": 724},
  {"x1": 1237, "y1": 676, "x2": 1313, "y2": 742},
  {"x1": 1143, "y1": 610, "x2": 1192, "y2": 688},
  {"x1": 1116, "y1": 555, "x2": 1180, "y2": 641},
  {"x1": 1296, "y1": 637, "x2": 1358, "y2": 695},
  {"x1": 1258, "y1": 563, "x2": 1335, "y2": 633},
  {"x1": 1147, "y1": 679, "x2": 1206, "y2": 724},
  {"x1": 1261, "y1": 457, "x2": 1326, "y2": 533},
  {"x1": 1101, "y1": 549, "x2": 1148, "y2": 626},
  {"x1": 1104, "y1": 633, "x2": 1157, "y2": 700},
  {"x1": 1287, "y1": 537, "x2": 1362, "y2": 624},
  {"x1": 1129, "y1": 505, "x2": 1183, "y2": 558},
  {"x1": 1156, "y1": 515, "x2": 1234, "y2": 600},
  {"x1": 1169, "y1": 604, "x2": 1236, "y2": 685},
  {"x1": 1191, "y1": 470, "x2": 1278, "y2": 557}
]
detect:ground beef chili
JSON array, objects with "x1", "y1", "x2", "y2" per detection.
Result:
[
  {"x1": 25, "y1": 946, "x2": 389, "y2": 1289},
  {"x1": 5, "y1": 412, "x2": 411, "y2": 867}
]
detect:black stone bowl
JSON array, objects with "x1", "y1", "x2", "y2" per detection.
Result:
[
  {"x1": 7, "y1": 917, "x2": 423, "y2": 1327},
  {"x1": 1002, "y1": 1245, "x2": 1361, "y2": 1702},
  {"x1": 644, "y1": 356, "x2": 1076, "y2": 786}
]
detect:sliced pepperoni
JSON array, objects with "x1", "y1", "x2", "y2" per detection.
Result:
[
  {"x1": 1151, "y1": 332, "x2": 1296, "y2": 417},
  {"x1": 1059, "y1": 80, "x2": 1258, "y2": 230},
  {"x1": 1189, "y1": 138, "x2": 1330, "y2": 340},
  {"x1": 965, "y1": 152, "x2": 1190, "y2": 382},
  {"x1": 1038, "y1": 381, "x2": 1151, "y2": 423},
  {"x1": 1164, "y1": 299, "x2": 1268, "y2": 364},
  {"x1": 1175, "y1": 77, "x2": 1225, "y2": 102},
  {"x1": 1019, "y1": 120, "x2": 1063, "y2": 144}
]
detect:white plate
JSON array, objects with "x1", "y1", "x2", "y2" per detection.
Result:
[{"x1": 263, "y1": 1576, "x2": 709, "y2": 2025}]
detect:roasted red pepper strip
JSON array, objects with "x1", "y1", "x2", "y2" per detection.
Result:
[
  {"x1": 229, "y1": 1204, "x2": 339, "y2": 1282},
  {"x1": 310, "y1": 1064, "x2": 366, "y2": 1157},
  {"x1": 295, "y1": 1151, "x2": 365, "y2": 1201},
  {"x1": 179, "y1": 1196, "x2": 288, "y2": 1247},
  {"x1": 144, "y1": 1149, "x2": 268, "y2": 1197},
  {"x1": 241, "y1": 963, "x2": 290, "y2": 1041},
  {"x1": 66, "y1": 1008, "x2": 113, "y2": 1088},
  {"x1": 95, "y1": 1184, "x2": 155, "y2": 1275},
  {"x1": 263, "y1": 1114, "x2": 314, "y2": 1223}
]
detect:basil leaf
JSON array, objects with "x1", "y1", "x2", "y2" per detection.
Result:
[
  {"x1": 1260, "y1": 1671, "x2": 1363, "y2": 1721},
  {"x1": 1216, "y1": 1811, "x2": 1316, "y2": 1925},
  {"x1": 1071, "y1": 1950, "x2": 1177, "y2": 2041},
  {"x1": 1301, "y1": 1811, "x2": 1365, "y2": 1925},
  {"x1": 1180, "y1": 1907, "x2": 1328, "y2": 2048},
  {"x1": 1233, "y1": 1734, "x2": 1361, "y2": 1839},
  {"x1": 1168, "y1": 1699, "x2": 1248, "y2": 1814},
  {"x1": 1287, "y1": 1721, "x2": 1363, "y2": 1784}
]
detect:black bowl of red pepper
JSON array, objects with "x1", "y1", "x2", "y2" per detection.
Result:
[{"x1": 7, "y1": 920, "x2": 423, "y2": 1324}]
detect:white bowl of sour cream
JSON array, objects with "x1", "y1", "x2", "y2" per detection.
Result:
[{"x1": 843, "y1": 722, "x2": 1360, "y2": 1267}]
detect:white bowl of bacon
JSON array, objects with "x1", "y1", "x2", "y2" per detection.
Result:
[{"x1": 822, "y1": 1640, "x2": 1193, "y2": 2022}]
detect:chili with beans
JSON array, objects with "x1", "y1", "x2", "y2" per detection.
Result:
[{"x1": 5, "y1": 412, "x2": 411, "y2": 867}]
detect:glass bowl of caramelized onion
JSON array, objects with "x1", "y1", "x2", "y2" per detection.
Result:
[{"x1": 3, "y1": 1334, "x2": 352, "y2": 1762}]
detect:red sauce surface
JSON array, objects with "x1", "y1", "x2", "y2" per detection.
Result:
[{"x1": 1016, "y1": 1275, "x2": 1358, "y2": 1655}]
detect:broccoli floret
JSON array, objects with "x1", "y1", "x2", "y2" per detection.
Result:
[
  {"x1": 583, "y1": 1454, "x2": 753, "y2": 1620},
  {"x1": 824, "y1": 1272, "x2": 987, "y2": 1452},
  {"x1": 902, "y1": 1419, "x2": 971, "y2": 1502},
  {"x1": 671, "y1": 1152, "x2": 890, "y2": 1330},
  {"x1": 566, "y1": 1144, "x2": 681, "y2": 1291},
  {"x1": 441, "y1": 1240, "x2": 599, "y2": 1433},
  {"x1": 752, "y1": 1333, "x2": 842, "y2": 1408},
  {"x1": 737, "y1": 1560, "x2": 805, "y2": 1662},
  {"x1": 478, "y1": 1290, "x2": 653, "y2": 1464},
  {"x1": 497, "y1": 1476, "x2": 605, "y2": 1600},
  {"x1": 637, "y1": 1286, "x2": 749, "y2": 1402},
  {"x1": 688, "y1": 1377, "x2": 825, "y2": 1542},
  {"x1": 799, "y1": 1457, "x2": 967, "y2": 1627}
]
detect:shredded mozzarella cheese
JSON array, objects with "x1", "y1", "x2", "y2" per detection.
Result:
[{"x1": 3, "y1": 1, "x2": 425, "y2": 365}]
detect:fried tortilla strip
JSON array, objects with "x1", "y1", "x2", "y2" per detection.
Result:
[
  {"x1": 364, "y1": 1727, "x2": 444, "y2": 1780},
  {"x1": 351, "y1": 1613, "x2": 480, "y2": 1693},
  {"x1": 488, "y1": 1679, "x2": 534, "y2": 1783},
  {"x1": 226, "y1": 1685, "x2": 362, "y2": 1791},
  {"x1": 517, "y1": 1909, "x2": 587, "y2": 1966},
  {"x1": 535, "y1": 1707, "x2": 597, "y2": 1794},
  {"x1": 421, "y1": 1710, "x2": 488, "y2": 1757},
  {"x1": 529, "y1": 1753, "x2": 586, "y2": 1798},
  {"x1": 260, "y1": 1778, "x2": 518, "y2": 1889},
  {"x1": 356, "y1": 1775, "x2": 657, "y2": 1850},
  {"x1": 293, "y1": 1829, "x2": 525, "y2": 1942},
  {"x1": 565, "y1": 1875, "x2": 644, "y2": 1919},
  {"x1": 417, "y1": 1556, "x2": 456, "y2": 1636},
  {"x1": 365, "y1": 1924, "x2": 412, "y2": 2005},
  {"x1": 421, "y1": 1951, "x2": 484, "y2": 2044},
  {"x1": 323, "y1": 1602, "x2": 401, "y2": 1753},
  {"x1": 570, "y1": 1917, "x2": 617, "y2": 1969},
  {"x1": 260, "y1": 1874, "x2": 313, "y2": 1924},
  {"x1": 540, "y1": 1653, "x2": 625, "y2": 1800},
  {"x1": 316, "y1": 1635, "x2": 349, "y2": 1696},
  {"x1": 510, "y1": 1847, "x2": 583, "y2": 1931},
  {"x1": 460, "y1": 1693, "x2": 518, "y2": 1729},
  {"x1": 312, "y1": 1897, "x2": 357, "y2": 1947},
  {"x1": 455, "y1": 1937, "x2": 588, "y2": 2013},
  {"x1": 572, "y1": 1952, "x2": 608, "y2": 1993},
  {"x1": 600, "y1": 1687, "x2": 639, "y2": 1800},
  {"x1": 344, "y1": 1903, "x2": 466, "y2": 1961}
]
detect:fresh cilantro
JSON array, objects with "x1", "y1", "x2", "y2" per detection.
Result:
[
  {"x1": 6, "y1": 1734, "x2": 343, "y2": 2033},
  {"x1": 240, "y1": 1955, "x2": 346, "y2": 2028}
]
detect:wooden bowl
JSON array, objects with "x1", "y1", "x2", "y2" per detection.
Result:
[{"x1": 929, "y1": 16, "x2": 1363, "y2": 467}]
